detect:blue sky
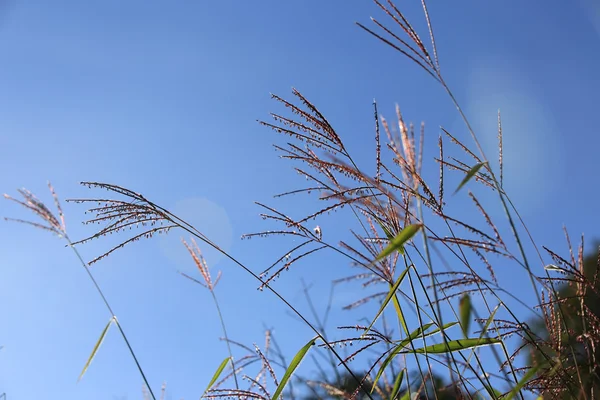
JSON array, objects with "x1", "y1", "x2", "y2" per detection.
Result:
[{"x1": 1, "y1": 1, "x2": 599, "y2": 399}]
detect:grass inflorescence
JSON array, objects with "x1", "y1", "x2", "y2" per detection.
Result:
[{"x1": 4, "y1": 1, "x2": 599, "y2": 399}]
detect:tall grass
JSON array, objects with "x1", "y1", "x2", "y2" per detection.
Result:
[
  {"x1": 4, "y1": 185, "x2": 157, "y2": 400},
  {"x1": 4, "y1": 1, "x2": 599, "y2": 399}
]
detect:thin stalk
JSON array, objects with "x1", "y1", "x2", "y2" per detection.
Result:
[
  {"x1": 439, "y1": 77, "x2": 542, "y2": 307},
  {"x1": 4, "y1": 187, "x2": 156, "y2": 399},
  {"x1": 144, "y1": 200, "x2": 375, "y2": 400},
  {"x1": 65, "y1": 236, "x2": 157, "y2": 400},
  {"x1": 436, "y1": 79, "x2": 582, "y2": 396},
  {"x1": 209, "y1": 290, "x2": 239, "y2": 390},
  {"x1": 414, "y1": 191, "x2": 459, "y2": 398}
]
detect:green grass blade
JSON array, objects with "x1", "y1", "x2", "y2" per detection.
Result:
[
  {"x1": 373, "y1": 216, "x2": 394, "y2": 240},
  {"x1": 389, "y1": 368, "x2": 405, "y2": 400},
  {"x1": 459, "y1": 304, "x2": 502, "y2": 399},
  {"x1": 454, "y1": 162, "x2": 487, "y2": 194},
  {"x1": 370, "y1": 322, "x2": 433, "y2": 391},
  {"x1": 78, "y1": 316, "x2": 114, "y2": 382},
  {"x1": 202, "y1": 357, "x2": 231, "y2": 397},
  {"x1": 503, "y1": 363, "x2": 543, "y2": 400},
  {"x1": 272, "y1": 337, "x2": 317, "y2": 400},
  {"x1": 480, "y1": 304, "x2": 500, "y2": 338},
  {"x1": 504, "y1": 360, "x2": 559, "y2": 400},
  {"x1": 391, "y1": 294, "x2": 408, "y2": 336},
  {"x1": 376, "y1": 224, "x2": 423, "y2": 261},
  {"x1": 410, "y1": 337, "x2": 500, "y2": 354},
  {"x1": 364, "y1": 265, "x2": 411, "y2": 336},
  {"x1": 371, "y1": 348, "x2": 400, "y2": 393},
  {"x1": 412, "y1": 321, "x2": 458, "y2": 340},
  {"x1": 372, "y1": 321, "x2": 457, "y2": 390},
  {"x1": 407, "y1": 322, "x2": 435, "y2": 340},
  {"x1": 459, "y1": 294, "x2": 472, "y2": 338}
]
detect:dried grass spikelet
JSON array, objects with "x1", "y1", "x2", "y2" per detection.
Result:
[
  {"x1": 357, "y1": 0, "x2": 441, "y2": 81},
  {"x1": 4, "y1": 182, "x2": 66, "y2": 237},
  {"x1": 255, "y1": 88, "x2": 439, "y2": 294},
  {"x1": 527, "y1": 238, "x2": 600, "y2": 397},
  {"x1": 68, "y1": 182, "x2": 178, "y2": 264},
  {"x1": 261, "y1": 88, "x2": 344, "y2": 156},
  {"x1": 180, "y1": 237, "x2": 221, "y2": 291}
]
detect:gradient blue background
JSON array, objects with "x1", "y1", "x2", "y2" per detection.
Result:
[{"x1": 1, "y1": 1, "x2": 599, "y2": 399}]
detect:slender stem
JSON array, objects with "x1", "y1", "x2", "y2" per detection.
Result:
[
  {"x1": 65, "y1": 236, "x2": 156, "y2": 400},
  {"x1": 439, "y1": 77, "x2": 542, "y2": 307},
  {"x1": 209, "y1": 289, "x2": 239, "y2": 390},
  {"x1": 152, "y1": 204, "x2": 375, "y2": 400}
]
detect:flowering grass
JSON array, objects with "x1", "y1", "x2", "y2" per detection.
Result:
[{"x1": 4, "y1": 1, "x2": 599, "y2": 399}]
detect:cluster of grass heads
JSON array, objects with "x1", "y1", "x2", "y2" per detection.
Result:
[{"x1": 4, "y1": 1, "x2": 599, "y2": 399}]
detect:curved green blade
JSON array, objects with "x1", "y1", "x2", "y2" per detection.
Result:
[
  {"x1": 459, "y1": 294, "x2": 472, "y2": 338},
  {"x1": 78, "y1": 316, "x2": 114, "y2": 382},
  {"x1": 272, "y1": 337, "x2": 317, "y2": 400},
  {"x1": 505, "y1": 360, "x2": 559, "y2": 400},
  {"x1": 504, "y1": 363, "x2": 543, "y2": 400},
  {"x1": 364, "y1": 265, "x2": 411, "y2": 337},
  {"x1": 410, "y1": 337, "x2": 500, "y2": 354},
  {"x1": 454, "y1": 162, "x2": 487, "y2": 194},
  {"x1": 480, "y1": 304, "x2": 500, "y2": 338},
  {"x1": 376, "y1": 224, "x2": 423, "y2": 261},
  {"x1": 372, "y1": 321, "x2": 457, "y2": 391},
  {"x1": 373, "y1": 216, "x2": 394, "y2": 240},
  {"x1": 389, "y1": 368, "x2": 405, "y2": 400},
  {"x1": 202, "y1": 357, "x2": 231, "y2": 397}
]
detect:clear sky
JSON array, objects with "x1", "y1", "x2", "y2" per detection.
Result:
[{"x1": 1, "y1": 1, "x2": 599, "y2": 399}]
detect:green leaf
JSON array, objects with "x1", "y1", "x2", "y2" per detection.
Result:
[
  {"x1": 202, "y1": 357, "x2": 231, "y2": 397},
  {"x1": 371, "y1": 335, "x2": 405, "y2": 391},
  {"x1": 480, "y1": 304, "x2": 500, "y2": 338},
  {"x1": 406, "y1": 322, "x2": 436, "y2": 341},
  {"x1": 373, "y1": 216, "x2": 394, "y2": 240},
  {"x1": 410, "y1": 337, "x2": 501, "y2": 354},
  {"x1": 399, "y1": 391, "x2": 411, "y2": 400},
  {"x1": 461, "y1": 304, "x2": 503, "y2": 399},
  {"x1": 78, "y1": 317, "x2": 114, "y2": 382},
  {"x1": 411, "y1": 321, "x2": 458, "y2": 340},
  {"x1": 376, "y1": 224, "x2": 423, "y2": 261},
  {"x1": 503, "y1": 364, "x2": 543, "y2": 400},
  {"x1": 364, "y1": 265, "x2": 411, "y2": 336},
  {"x1": 389, "y1": 369, "x2": 405, "y2": 400},
  {"x1": 372, "y1": 321, "x2": 457, "y2": 390},
  {"x1": 272, "y1": 337, "x2": 317, "y2": 400},
  {"x1": 504, "y1": 360, "x2": 560, "y2": 400},
  {"x1": 371, "y1": 322, "x2": 426, "y2": 391},
  {"x1": 391, "y1": 293, "x2": 408, "y2": 336},
  {"x1": 459, "y1": 294, "x2": 472, "y2": 338},
  {"x1": 454, "y1": 162, "x2": 487, "y2": 194}
]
